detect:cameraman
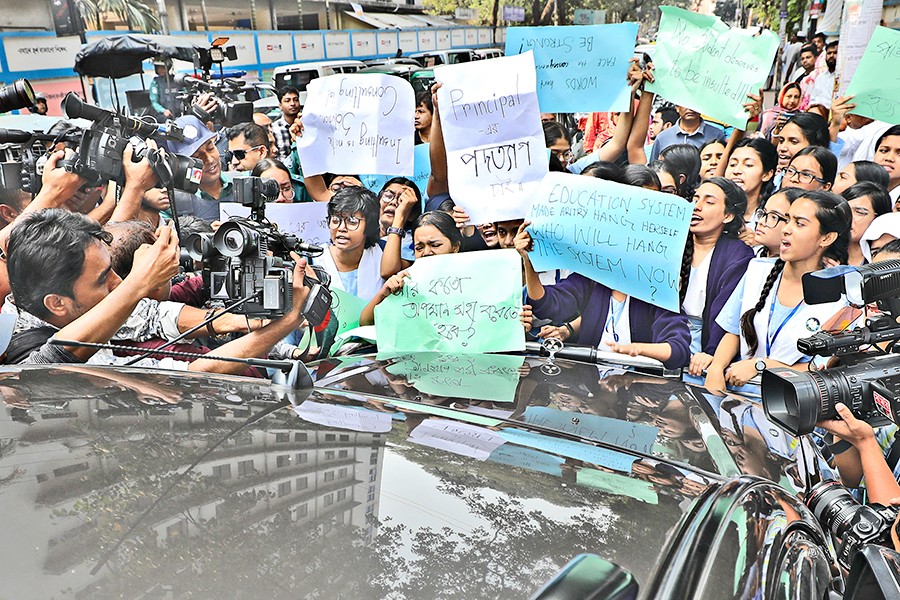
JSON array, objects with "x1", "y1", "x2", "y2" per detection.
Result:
[
  {"x1": 166, "y1": 115, "x2": 236, "y2": 221},
  {"x1": 3, "y1": 208, "x2": 313, "y2": 374},
  {"x1": 818, "y1": 240, "x2": 900, "y2": 504}
]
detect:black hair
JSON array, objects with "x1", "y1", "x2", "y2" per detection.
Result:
[
  {"x1": 622, "y1": 164, "x2": 661, "y2": 190},
  {"x1": 379, "y1": 177, "x2": 422, "y2": 228},
  {"x1": 700, "y1": 138, "x2": 726, "y2": 153},
  {"x1": 327, "y1": 186, "x2": 380, "y2": 249},
  {"x1": 580, "y1": 160, "x2": 626, "y2": 184},
  {"x1": 276, "y1": 86, "x2": 300, "y2": 100},
  {"x1": 8, "y1": 209, "x2": 113, "y2": 320},
  {"x1": 251, "y1": 157, "x2": 291, "y2": 179},
  {"x1": 825, "y1": 40, "x2": 838, "y2": 50},
  {"x1": 548, "y1": 152, "x2": 567, "y2": 172},
  {"x1": 789, "y1": 146, "x2": 838, "y2": 186},
  {"x1": 412, "y1": 211, "x2": 462, "y2": 250},
  {"x1": 740, "y1": 191, "x2": 851, "y2": 354},
  {"x1": 656, "y1": 144, "x2": 702, "y2": 199},
  {"x1": 842, "y1": 181, "x2": 892, "y2": 218},
  {"x1": 730, "y1": 137, "x2": 778, "y2": 206},
  {"x1": 0, "y1": 188, "x2": 30, "y2": 213},
  {"x1": 226, "y1": 121, "x2": 269, "y2": 148},
  {"x1": 177, "y1": 214, "x2": 213, "y2": 237},
  {"x1": 104, "y1": 220, "x2": 155, "y2": 279},
  {"x1": 543, "y1": 121, "x2": 569, "y2": 147},
  {"x1": 679, "y1": 177, "x2": 747, "y2": 304},
  {"x1": 436, "y1": 197, "x2": 455, "y2": 213},
  {"x1": 657, "y1": 106, "x2": 679, "y2": 127},
  {"x1": 875, "y1": 124, "x2": 900, "y2": 152},
  {"x1": 756, "y1": 187, "x2": 806, "y2": 258},
  {"x1": 322, "y1": 173, "x2": 361, "y2": 188},
  {"x1": 812, "y1": 32, "x2": 826, "y2": 42},
  {"x1": 415, "y1": 91, "x2": 433, "y2": 114},
  {"x1": 876, "y1": 238, "x2": 900, "y2": 257},
  {"x1": 783, "y1": 112, "x2": 830, "y2": 148},
  {"x1": 800, "y1": 43, "x2": 820, "y2": 57},
  {"x1": 849, "y1": 160, "x2": 890, "y2": 190}
]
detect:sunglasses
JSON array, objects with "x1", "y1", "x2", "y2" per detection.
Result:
[{"x1": 228, "y1": 146, "x2": 264, "y2": 161}]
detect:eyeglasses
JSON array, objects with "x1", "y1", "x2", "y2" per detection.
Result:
[
  {"x1": 279, "y1": 182, "x2": 295, "y2": 200},
  {"x1": 329, "y1": 181, "x2": 361, "y2": 193},
  {"x1": 328, "y1": 215, "x2": 362, "y2": 231},
  {"x1": 550, "y1": 148, "x2": 573, "y2": 161},
  {"x1": 228, "y1": 146, "x2": 264, "y2": 161},
  {"x1": 754, "y1": 208, "x2": 789, "y2": 228},
  {"x1": 785, "y1": 166, "x2": 827, "y2": 185},
  {"x1": 380, "y1": 189, "x2": 401, "y2": 205}
]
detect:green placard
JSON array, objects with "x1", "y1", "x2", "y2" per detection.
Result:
[
  {"x1": 374, "y1": 249, "x2": 525, "y2": 354},
  {"x1": 646, "y1": 6, "x2": 779, "y2": 128},
  {"x1": 332, "y1": 288, "x2": 368, "y2": 336},
  {"x1": 576, "y1": 468, "x2": 659, "y2": 504},
  {"x1": 845, "y1": 26, "x2": 900, "y2": 124}
]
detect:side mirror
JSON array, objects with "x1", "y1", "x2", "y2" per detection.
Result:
[
  {"x1": 530, "y1": 554, "x2": 638, "y2": 600},
  {"x1": 842, "y1": 544, "x2": 900, "y2": 600}
]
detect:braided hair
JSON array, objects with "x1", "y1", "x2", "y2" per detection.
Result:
[
  {"x1": 679, "y1": 235, "x2": 694, "y2": 306},
  {"x1": 740, "y1": 259, "x2": 785, "y2": 356}
]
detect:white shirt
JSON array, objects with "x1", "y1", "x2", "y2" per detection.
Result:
[
  {"x1": 837, "y1": 119, "x2": 891, "y2": 169},
  {"x1": 598, "y1": 295, "x2": 631, "y2": 351}
]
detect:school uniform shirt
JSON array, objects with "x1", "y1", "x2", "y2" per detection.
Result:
[
  {"x1": 716, "y1": 257, "x2": 849, "y2": 365},
  {"x1": 527, "y1": 273, "x2": 690, "y2": 370},
  {"x1": 695, "y1": 236, "x2": 755, "y2": 356},
  {"x1": 314, "y1": 244, "x2": 385, "y2": 302}
]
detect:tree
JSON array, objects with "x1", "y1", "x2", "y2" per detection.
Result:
[{"x1": 75, "y1": 0, "x2": 161, "y2": 33}]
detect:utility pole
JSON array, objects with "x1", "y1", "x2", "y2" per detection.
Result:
[{"x1": 156, "y1": 0, "x2": 170, "y2": 33}]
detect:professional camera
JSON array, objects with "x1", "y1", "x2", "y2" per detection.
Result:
[
  {"x1": 0, "y1": 79, "x2": 35, "y2": 114},
  {"x1": 185, "y1": 176, "x2": 332, "y2": 323},
  {"x1": 762, "y1": 260, "x2": 900, "y2": 435},
  {"x1": 807, "y1": 480, "x2": 899, "y2": 570},
  {"x1": 59, "y1": 92, "x2": 203, "y2": 192},
  {"x1": 0, "y1": 123, "x2": 88, "y2": 194},
  {"x1": 173, "y1": 73, "x2": 253, "y2": 128}
]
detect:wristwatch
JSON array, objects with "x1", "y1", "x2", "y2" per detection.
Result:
[
  {"x1": 755, "y1": 359, "x2": 767, "y2": 374},
  {"x1": 386, "y1": 226, "x2": 406, "y2": 239}
]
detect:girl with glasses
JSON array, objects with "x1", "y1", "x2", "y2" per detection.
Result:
[
  {"x1": 680, "y1": 178, "x2": 755, "y2": 378},
  {"x1": 377, "y1": 177, "x2": 422, "y2": 279},
  {"x1": 250, "y1": 159, "x2": 300, "y2": 203},
  {"x1": 783, "y1": 146, "x2": 837, "y2": 192},
  {"x1": 315, "y1": 187, "x2": 384, "y2": 302},
  {"x1": 705, "y1": 191, "x2": 853, "y2": 392},
  {"x1": 752, "y1": 188, "x2": 805, "y2": 258}
]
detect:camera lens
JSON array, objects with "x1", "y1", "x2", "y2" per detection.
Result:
[
  {"x1": 259, "y1": 177, "x2": 281, "y2": 202},
  {"x1": 762, "y1": 367, "x2": 845, "y2": 435},
  {"x1": 185, "y1": 233, "x2": 214, "y2": 261},
  {"x1": 807, "y1": 480, "x2": 859, "y2": 542},
  {"x1": 0, "y1": 79, "x2": 36, "y2": 114},
  {"x1": 214, "y1": 222, "x2": 256, "y2": 258},
  {"x1": 223, "y1": 230, "x2": 243, "y2": 252}
]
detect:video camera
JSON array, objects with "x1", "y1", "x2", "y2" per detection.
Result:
[
  {"x1": 173, "y1": 73, "x2": 253, "y2": 128},
  {"x1": 762, "y1": 260, "x2": 900, "y2": 435},
  {"x1": 0, "y1": 124, "x2": 85, "y2": 194},
  {"x1": 0, "y1": 79, "x2": 35, "y2": 114},
  {"x1": 53, "y1": 92, "x2": 203, "y2": 193},
  {"x1": 185, "y1": 175, "x2": 333, "y2": 323}
]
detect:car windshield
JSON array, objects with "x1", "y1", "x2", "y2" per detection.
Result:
[
  {"x1": 274, "y1": 70, "x2": 318, "y2": 91},
  {"x1": 309, "y1": 353, "x2": 805, "y2": 491}
]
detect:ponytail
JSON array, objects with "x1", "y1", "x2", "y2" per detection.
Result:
[
  {"x1": 740, "y1": 259, "x2": 785, "y2": 356},
  {"x1": 679, "y1": 235, "x2": 694, "y2": 306}
]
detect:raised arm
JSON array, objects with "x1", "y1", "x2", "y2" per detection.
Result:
[{"x1": 426, "y1": 83, "x2": 449, "y2": 198}]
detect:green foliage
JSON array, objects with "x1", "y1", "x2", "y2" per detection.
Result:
[
  {"x1": 75, "y1": 0, "x2": 162, "y2": 33},
  {"x1": 743, "y1": 0, "x2": 808, "y2": 32}
]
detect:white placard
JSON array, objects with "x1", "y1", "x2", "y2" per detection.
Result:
[
  {"x1": 257, "y1": 33, "x2": 293, "y2": 64},
  {"x1": 399, "y1": 30, "x2": 419, "y2": 53},
  {"x1": 435, "y1": 51, "x2": 548, "y2": 223},
  {"x1": 294, "y1": 401, "x2": 392, "y2": 433},
  {"x1": 352, "y1": 31, "x2": 377, "y2": 57},
  {"x1": 4, "y1": 35, "x2": 81, "y2": 72},
  {"x1": 436, "y1": 29, "x2": 452, "y2": 50},
  {"x1": 478, "y1": 29, "x2": 491, "y2": 45},
  {"x1": 376, "y1": 30, "x2": 399, "y2": 56},
  {"x1": 222, "y1": 33, "x2": 257, "y2": 67},
  {"x1": 417, "y1": 30, "x2": 437, "y2": 52},
  {"x1": 219, "y1": 201, "x2": 331, "y2": 246},
  {"x1": 465, "y1": 29, "x2": 478, "y2": 46},
  {"x1": 451, "y1": 29, "x2": 466, "y2": 47},
  {"x1": 838, "y1": 0, "x2": 885, "y2": 96},
  {"x1": 324, "y1": 31, "x2": 351, "y2": 58},
  {"x1": 295, "y1": 33, "x2": 325, "y2": 61},
  {"x1": 409, "y1": 419, "x2": 506, "y2": 460},
  {"x1": 296, "y1": 73, "x2": 415, "y2": 177}
]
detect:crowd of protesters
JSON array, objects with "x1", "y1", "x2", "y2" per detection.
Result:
[{"x1": 2, "y1": 27, "x2": 900, "y2": 500}]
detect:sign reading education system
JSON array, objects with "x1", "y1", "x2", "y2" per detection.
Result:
[
  {"x1": 374, "y1": 249, "x2": 525, "y2": 354},
  {"x1": 646, "y1": 6, "x2": 778, "y2": 128},
  {"x1": 435, "y1": 51, "x2": 547, "y2": 224},
  {"x1": 845, "y1": 26, "x2": 900, "y2": 124},
  {"x1": 505, "y1": 23, "x2": 637, "y2": 113},
  {"x1": 296, "y1": 73, "x2": 415, "y2": 177},
  {"x1": 527, "y1": 173, "x2": 692, "y2": 312}
]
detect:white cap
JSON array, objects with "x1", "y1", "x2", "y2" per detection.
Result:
[{"x1": 861, "y1": 212, "x2": 900, "y2": 261}]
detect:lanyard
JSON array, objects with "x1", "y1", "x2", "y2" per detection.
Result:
[
  {"x1": 766, "y1": 280, "x2": 804, "y2": 356},
  {"x1": 604, "y1": 297, "x2": 627, "y2": 343}
]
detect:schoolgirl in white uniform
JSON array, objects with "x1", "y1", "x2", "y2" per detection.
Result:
[{"x1": 705, "y1": 190, "x2": 853, "y2": 391}]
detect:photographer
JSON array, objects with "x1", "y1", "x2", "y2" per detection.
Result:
[
  {"x1": 3, "y1": 208, "x2": 312, "y2": 374},
  {"x1": 166, "y1": 115, "x2": 236, "y2": 221}
]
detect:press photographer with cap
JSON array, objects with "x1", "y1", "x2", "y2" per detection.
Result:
[{"x1": 167, "y1": 114, "x2": 236, "y2": 220}]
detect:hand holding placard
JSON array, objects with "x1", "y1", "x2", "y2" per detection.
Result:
[
  {"x1": 845, "y1": 26, "x2": 900, "y2": 124},
  {"x1": 526, "y1": 172, "x2": 691, "y2": 312}
]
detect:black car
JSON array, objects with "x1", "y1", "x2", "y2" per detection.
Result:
[{"x1": 0, "y1": 352, "x2": 888, "y2": 598}]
